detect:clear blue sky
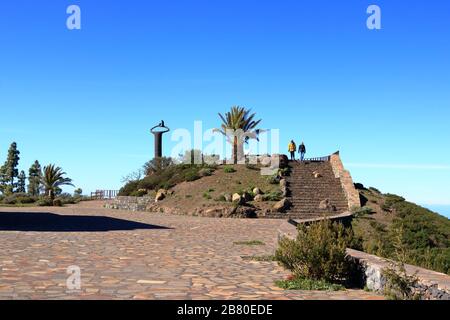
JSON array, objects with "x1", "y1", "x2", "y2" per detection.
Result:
[{"x1": 0, "y1": 1, "x2": 449, "y2": 210}]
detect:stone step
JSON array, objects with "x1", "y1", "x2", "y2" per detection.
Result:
[{"x1": 285, "y1": 161, "x2": 348, "y2": 215}]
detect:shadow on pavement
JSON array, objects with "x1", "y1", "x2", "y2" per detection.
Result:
[{"x1": 0, "y1": 211, "x2": 171, "y2": 232}]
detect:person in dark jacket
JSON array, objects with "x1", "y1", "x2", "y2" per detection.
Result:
[{"x1": 298, "y1": 142, "x2": 306, "y2": 161}]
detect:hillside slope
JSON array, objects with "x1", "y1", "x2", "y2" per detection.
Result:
[{"x1": 351, "y1": 185, "x2": 450, "y2": 275}]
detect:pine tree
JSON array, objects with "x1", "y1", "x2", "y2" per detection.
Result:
[
  {"x1": 28, "y1": 160, "x2": 42, "y2": 196},
  {"x1": 17, "y1": 170, "x2": 26, "y2": 193},
  {"x1": 1, "y1": 142, "x2": 20, "y2": 194},
  {"x1": 0, "y1": 165, "x2": 7, "y2": 194}
]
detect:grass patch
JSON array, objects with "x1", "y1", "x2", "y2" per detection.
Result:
[
  {"x1": 234, "y1": 240, "x2": 265, "y2": 246},
  {"x1": 223, "y1": 165, "x2": 236, "y2": 173},
  {"x1": 241, "y1": 255, "x2": 276, "y2": 262},
  {"x1": 275, "y1": 278, "x2": 345, "y2": 291},
  {"x1": 202, "y1": 192, "x2": 212, "y2": 200}
]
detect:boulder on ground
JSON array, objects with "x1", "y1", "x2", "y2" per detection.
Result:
[
  {"x1": 242, "y1": 192, "x2": 253, "y2": 202},
  {"x1": 253, "y1": 187, "x2": 262, "y2": 195},
  {"x1": 313, "y1": 171, "x2": 322, "y2": 178},
  {"x1": 273, "y1": 198, "x2": 291, "y2": 212},
  {"x1": 226, "y1": 206, "x2": 256, "y2": 218},
  {"x1": 223, "y1": 193, "x2": 232, "y2": 202},
  {"x1": 319, "y1": 199, "x2": 337, "y2": 212},
  {"x1": 204, "y1": 207, "x2": 225, "y2": 218},
  {"x1": 269, "y1": 154, "x2": 289, "y2": 169},
  {"x1": 232, "y1": 193, "x2": 243, "y2": 204},
  {"x1": 254, "y1": 194, "x2": 264, "y2": 202},
  {"x1": 155, "y1": 189, "x2": 167, "y2": 202},
  {"x1": 319, "y1": 199, "x2": 330, "y2": 209}
]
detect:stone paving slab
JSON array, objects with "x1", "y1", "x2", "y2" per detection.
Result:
[{"x1": 0, "y1": 205, "x2": 383, "y2": 300}]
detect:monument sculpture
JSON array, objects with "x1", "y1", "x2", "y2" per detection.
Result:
[{"x1": 150, "y1": 120, "x2": 170, "y2": 158}]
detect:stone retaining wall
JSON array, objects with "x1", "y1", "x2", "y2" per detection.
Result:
[
  {"x1": 277, "y1": 221, "x2": 450, "y2": 300},
  {"x1": 329, "y1": 151, "x2": 361, "y2": 210},
  {"x1": 347, "y1": 249, "x2": 450, "y2": 300},
  {"x1": 105, "y1": 196, "x2": 153, "y2": 212}
]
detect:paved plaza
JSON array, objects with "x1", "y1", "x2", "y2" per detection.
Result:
[{"x1": 0, "y1": 204, "x2": 383, "y2": 300}]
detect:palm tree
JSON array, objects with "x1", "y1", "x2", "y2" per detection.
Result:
[
  {"x1": 41, "y1": 164, "x2": 74, "y2": 200},
  {"x1": 215, "y1": 106, "x2": 262, "y2": 164}
]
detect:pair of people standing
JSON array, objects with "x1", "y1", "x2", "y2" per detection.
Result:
[{"x1": 288, "y1": 140, "x2": 306, "y2": 161}]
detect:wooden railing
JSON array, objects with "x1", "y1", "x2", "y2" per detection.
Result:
[{"x1": 90, "y1": 190, "x2": 119, "y2": 200}]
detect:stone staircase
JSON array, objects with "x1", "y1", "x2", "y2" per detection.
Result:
[{"x1": 285, "y1": 160, "x2": 349, "y2": 219}]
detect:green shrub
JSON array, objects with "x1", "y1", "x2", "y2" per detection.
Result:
[
  {"x1": 278, "y1": 167, "x2": 291, "y2": 176},
  {"x1": 267, "y1": 174, "x2": 280, "y2": 184},
  {"x1": 53, "y1": 199, "x2": 62, "y2": 207},
  {"x1": 352, "y1": 206, "x2": 373, "y2": 217},
  {"x1": 202, "y1": 192, "x2": 212, "y2": 200},
  {"x1": 382, "y1": 263, "x2": 421, "y2": 300},
  {"x1": 382, "y1": 194, "x2": 405, "y2": 211},
  {"x1": 36, "y1": 198, "x2": 52, "y2": 206},
  {"x1": 275, "y1": 219, "x2": 353, "y2": 283},
  {"x1": 245, "y1": 163, "x2": 258, "y2": 170},
  {"x1": 143, "y1": 157, "x2": 174, "y2": 175},
  {"x1": 184, "y1": 170, "x2": 200, "y2": 182},
  {"x1": 233, "y1": 240, "x2": 265, "y2": 246},
  {"x1": 199, "y1": 168, "x2": 214, "y2": 177},
  {"x1": 354, "y1": 183, "x2": 365, "y2": 190},
  {"x1": 369, "y1": 187, "x2": 381, "y2": 194},
  {"x1": 275, "y1": 277, "x2": 345, "y2": 291},
  {"x1": 262, "y1": 190, "x2": 283, "y2": 201},
  {"x1": 130, "y1": 189, "x2": 147, "y2": 197},
  {"x1": 55, "y1": 193, "x2": 79, "y2": 205},
  {"x1": 223, "y1": 165, "x2": 236, "y2": 173},
  {"x1": 119, "y1": 180, "x2": 140, "y2": 196},
  {"x1": 1, "y1": 193, "x2": 36, "y2": 205}
]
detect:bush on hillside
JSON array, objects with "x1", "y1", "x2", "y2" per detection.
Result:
[
  {"x1": 1, "y1": 193, "x2": 37, "y2": 205},
  {"x1": 262, "y1": 190, "x2": 283, "y2": 201},
  {"x1": 223, "y1": 165, "x2": 236, "y2": 173},
  {"x1": 119, "y1": 164, "x2": 216, "y2": 196},
  {"x1": 352, "y1": 190, "x2": 450, "y2": 275},
  {"x1": 382, "y1": 194, "x2": 405, "y2": 211},
  {"x1": 36, "y1": 198, "x2": 53, "y2": 206},
  {"x1": 275, "y1": 219, "x2": 354, "y2": 284},
  {"x1": 143, "y1": 157, "x2": 174, "y2": 175}
]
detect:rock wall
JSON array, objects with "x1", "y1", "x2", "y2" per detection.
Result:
[
  {"x1": 105, "y1": 196, "x2": 154, "y2": 212},
  {"x1": 347, "y1": 249, "x2": 450, "y2": 300},
  {"x1": 329, "y1": 151, "x2": 361, "y2": 210},
  {"x1": 278, "y1": 222, "x2": 450, "y2": 300}
]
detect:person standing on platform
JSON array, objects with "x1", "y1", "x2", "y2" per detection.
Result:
[
  {"x1": 299, "y1": 142, "x2": 306, "y2": 161},
  {"x1": 288, "y1": 140, "x2": 297, "y2": 161}
]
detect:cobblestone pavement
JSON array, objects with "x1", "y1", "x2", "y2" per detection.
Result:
[{"x1": 0, "y1": 205, "x2": 383, "y2": 300}]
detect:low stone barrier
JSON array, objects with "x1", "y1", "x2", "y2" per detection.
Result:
[
  {"x1": 277, "y1": 221, "x2": 450, "y2": 300},
  {"x1": 105, "y1": 196, "x2": 153, "y2": 212},
  {"x1": 347, "y1": 249, "x2": 450, "y2": 300}
]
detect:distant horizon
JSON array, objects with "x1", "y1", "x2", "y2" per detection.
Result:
[{"x1": 421, "y1": 204, "x2": 450, "y2": 219}]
